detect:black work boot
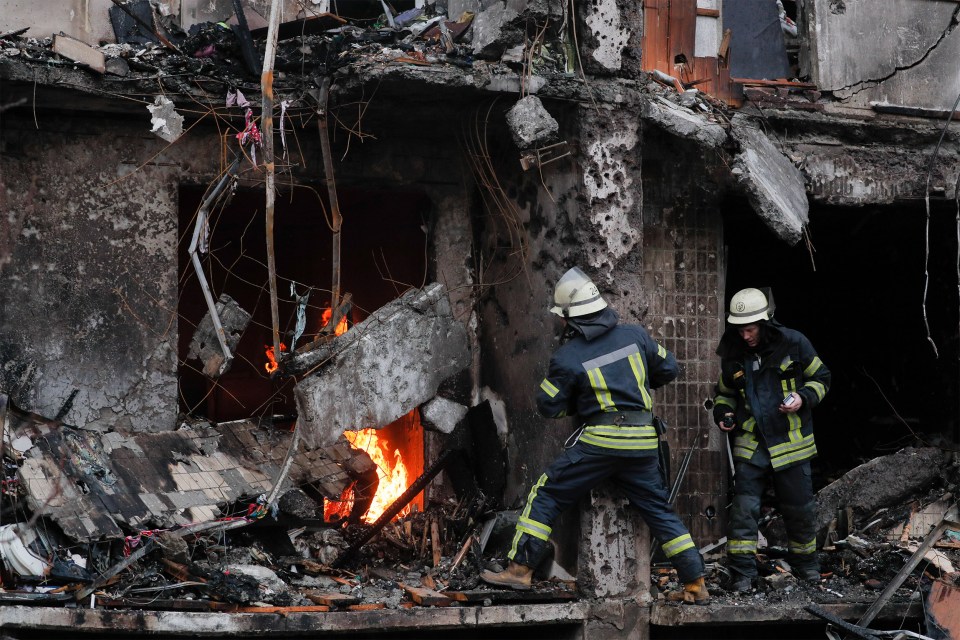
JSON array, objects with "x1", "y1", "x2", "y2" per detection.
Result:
[
  {"x1": 795, "y1": 566, "x2": 821, "y2": 583},
  {"x1": 729, "y1": 573, "x2": 755, "y2": 593}
]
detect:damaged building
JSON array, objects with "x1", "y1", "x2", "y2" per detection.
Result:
[{"x1": 0, "y1": 0, "x2": 959, "y2": 638}]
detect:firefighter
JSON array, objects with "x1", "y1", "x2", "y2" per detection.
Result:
[
  {"x1": 480, "y1": 267, "x2": 708, "y2": 604},
  {"x1": 713, "y1": 287, "x2": 831, "y2": 592}
]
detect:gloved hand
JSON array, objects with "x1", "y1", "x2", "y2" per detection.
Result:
[{"x1": 716, "y1": 411, "x2": 736, "y2": 432}]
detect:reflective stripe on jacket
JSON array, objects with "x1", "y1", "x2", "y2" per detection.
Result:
[
  {"x1": 537, "y1": 322, "x2": 678, "y2": 453},
  {"x1": 714, "y1": 324, "x2": 830, "y2": 471}
]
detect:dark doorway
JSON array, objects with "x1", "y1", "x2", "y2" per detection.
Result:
[
  {"x1": 723, "y1": 198, "x2": 960, "y2": 478},
  {"x1": 177, "y1": 184, "x2": 430, "y2": 423}
]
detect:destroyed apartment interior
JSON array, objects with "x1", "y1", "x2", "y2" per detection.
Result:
[{"x1": 1, "y1": 0, "x2": 960, "y2": 638}]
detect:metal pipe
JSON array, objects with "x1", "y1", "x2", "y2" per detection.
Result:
[
  {"x1": 262, "y1": 0, "x2": 283, "y2": 364},
  {"x1": 188, "y1": 162, "x2": 239, "y2": 373},
  {"x1": 317, "y1": 77, "x2": 343, "y2": 314}
]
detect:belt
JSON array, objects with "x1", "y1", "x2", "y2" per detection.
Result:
[{"x1": 583, "y1": 410, "x2": 653, "y2": 426}]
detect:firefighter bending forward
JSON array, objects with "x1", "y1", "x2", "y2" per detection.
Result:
[
  {"x1": 480, "y1": 267, "x2": 708, "y2": 604},
  {"x1": 713, "y1": 288, "x2": 831, "y2": 592}
]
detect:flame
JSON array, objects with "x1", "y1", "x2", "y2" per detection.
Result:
[
  {"x1": 325, "y1": 411, "x2": 424, "y2": 524},
  {"x1": 264, "y1": 342, "x2": 287, "y2": 373},
  {"x1": 321, "y1": 307, "x2": 349, "y2": 336}
]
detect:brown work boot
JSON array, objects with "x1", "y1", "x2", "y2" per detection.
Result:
[
  {"x1": 665, "y1": 576, "x2": 711, "y2": 605},
  {"x1": 479, "y1": 561, "x2": 534, "y2": 591}
]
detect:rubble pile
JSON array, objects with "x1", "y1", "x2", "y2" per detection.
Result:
[{"x1": 650, "y1": 446, "x2": 960, "y2": 628}]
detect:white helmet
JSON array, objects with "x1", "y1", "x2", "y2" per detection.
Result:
[
  {"x1": 550, "y1": 267, "x2": 608, "y2": 318},
  {"x1": 727, "y1": 288, "x2": 771, "y2": 325}
]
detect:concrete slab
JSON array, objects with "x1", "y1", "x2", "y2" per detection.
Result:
[
  {"x1": 8, "y1": 400, "x2": 374, "y2": 540},
  {"x1": 730, "y1": 114, "x2": 809, "y2": 245},
  {"x1": 0, "y1": 602, "x2": 591, "y2": 636},
  {"x1": 650, "y1": 601, "x2": 923, "y2": 627},
  {"x1": 641, "y1": 96, "x2": 728, "y2": 148},
  {"x1": 293, "y1": 284, "x2": 471, "y2": 450}
]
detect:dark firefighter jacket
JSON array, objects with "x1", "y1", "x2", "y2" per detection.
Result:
[
  {"x1": 536, "y1": 308, "x2": 679, "y2": 455},
  {"x1": 713, "y1": 319, "x2": 830, "y2": 471}
]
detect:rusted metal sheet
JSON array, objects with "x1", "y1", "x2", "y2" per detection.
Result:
[
  {"x1": 927, "y1": 579, "x2": 960, "y2": 639},
  {"x1": 642, "y1": 0, "x2": 671, "y2": 75}
]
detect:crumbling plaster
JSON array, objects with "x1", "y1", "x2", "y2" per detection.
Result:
[
  {"x1": 804, "y1": 0, "x2": 960, "y2": 112},
  {"x1": 0, "y1": 118, "x2": 182, "y2": 432},
  {"x1": 580, "y1": 107, "x2": 643, "y2": 277}
]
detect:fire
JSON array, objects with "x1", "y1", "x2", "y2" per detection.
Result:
[
  {"x1": 324, "y1": 411, "x2": 424, "y2": 524},
  {"x1": 264, "y1": 342, "x2": 287, "y2": 373},
  {"x1": 321, "y1": 307, "x2": 349, "y2": 336}
]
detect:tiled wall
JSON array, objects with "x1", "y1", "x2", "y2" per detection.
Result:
[{"x1": 641, "y1": 151, "x2": 728, "y2": 546}]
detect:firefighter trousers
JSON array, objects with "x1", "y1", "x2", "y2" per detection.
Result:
[
  {"x1": 507, "y1": 442, "x2": 705, "y2": 583},
  {"x1": 727, "y1": 453, "x2": 818, "y2": 578}
]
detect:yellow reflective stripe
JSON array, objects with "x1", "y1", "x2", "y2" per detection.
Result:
[
  {"x1": 661, "y1": 534, "x2": 694, "y2": 558},
  {"x1": 779, "y1": 357, "x2": 794, "y2": 371},
  {"x1": 587, "y1": 368, "x2": 616, "y2": 411},
  {"x1": 517, "y1": 516, "x2": 552, "y2": 541},
  {"x1": 803, "y1": 357, "x2": 823, "y2": 377},
  {"x1": 789, "y1": 539, "x2": 817, "y2": 555},
  {"x1": 510, "y1": 474, "x2": 550, "y2": 559},
  {"x1": 804, "y1": 381, "x2": 826, "y2": 401},
  {"x1": 584, "y1": 425, "x2": 657, "y2": 437},
  {"x1": 627, "y1": 353, "x2": 652, "y2": 407},
  {"x1": 733, "y1": 435, "x2": 758, "y2": 451},
  {"x1": 733, "y1": 447, "x2": 755, "y2": 459},
  {"x1": 742, "y1": 417, "x2": 757, "y2": 433},
  {"x1": 771, "y1": 444, "x2": 817, "y2": 469},
  {"x1": 728, "y1": 539, "x2": 757, "y2": 554},
  {"x1": 578, "y1": 433, "x2": 659, "y2": 450},
  {"x1": 657, "y1": 344, "x2": 667, "y2": 359},
  {"x1": 540, "y1": 378, "x2": 560, "y2": 397},
  {"x1": 768, "y1": 433, "x2": 815, "y2": 456},
  {"x1": 715, "y1": 395, "x2": 736, "y2": 408}
]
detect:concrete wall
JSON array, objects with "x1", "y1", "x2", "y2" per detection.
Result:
[
  {"x1": 476, "y1": 92, "x2": 727, "y2": 597},
  {"x1": 0, "y1": 79, "x2": 477, "y2": 433},
  {"x1": 0, "y1": 111, "x2": 182, "y2": 432},
  {"x1": 0, "y1": 0, "x2": 305, "y2": 47},
  {"x1": 804, "y1": 0, "x2": 960, "y2": 112}
]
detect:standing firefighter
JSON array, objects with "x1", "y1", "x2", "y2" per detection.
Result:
[
  {"x1": 713, "y1": 287, "x2": 831, "y2": 592},
  {"x1": 480, "y1": 267, "x2": 708, "y2": 604}
]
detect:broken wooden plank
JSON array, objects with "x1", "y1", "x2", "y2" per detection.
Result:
[
  {"x1": 235, "y1": 605, "x2": 331, "y2": 613},
  {"x1": 398, "y1": 583, "x2": 452, "y2": 607},
  {"x1": 856, "y1": 520, "x2": 960, "y2": 630},
  {"x1": 732, "y1": 77, "x2": 817, "y2": 88},
  {"x1": 430, "y1": 518, "x2": 442, "y2": 567},
  {"x1": 52, "y1": 34, "x2": 106, "y2": 73},
  {"x1": 347, "y1": 603, "x2": 386, "y2": 611},
  {"x1": 305, "y1": 593, "x2": 361, "y2": 607}
]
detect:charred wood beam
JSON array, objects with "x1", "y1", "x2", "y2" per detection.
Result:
[
  {"x1": 107, "y1": 0, "x2": 181, "y2": 53},
  {"x1": 332, "y1": 448, "x2": 454, "y2": 568},
  {"x1": 231, "y1": 0, "x2": 261, "y2": 76}
]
